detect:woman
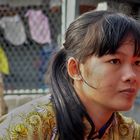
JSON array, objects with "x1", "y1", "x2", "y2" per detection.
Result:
[{"x1": 0, "y1": 10, "x2": 140, "y2": 140}]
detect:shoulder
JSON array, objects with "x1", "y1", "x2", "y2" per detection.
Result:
[
  {"x1": 115, "y1": 112, "x2": 140, "y2": 139},
  {"x1": 0, "y1": 94, "x2": 57, "y2": 139},
  {"x1": 116, "y1": 112, "x2": 136, "y2": 124}
]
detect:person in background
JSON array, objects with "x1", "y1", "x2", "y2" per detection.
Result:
[{"x1": 0, "y1": 10, "x2": 140, "y2": 140}]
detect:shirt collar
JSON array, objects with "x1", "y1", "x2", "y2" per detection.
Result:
[{"x1": 83, "y1": 113, "x2": 115, "y2": 139}]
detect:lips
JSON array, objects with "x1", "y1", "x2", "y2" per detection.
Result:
[
  {"x1": 119, "y1": 88, "x2": 136, "y2": 93},
  {"x1": 119, "y1": 88, "x2": 137, "y2": 97}
]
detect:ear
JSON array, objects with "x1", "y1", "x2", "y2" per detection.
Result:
[{"x1": 67, "y1": 57, "x2": 82, "y2": 80}]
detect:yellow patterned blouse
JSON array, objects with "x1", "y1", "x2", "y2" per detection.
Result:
[{"x1": 0, "y1": 94, "x2": 140, "y2": 140}]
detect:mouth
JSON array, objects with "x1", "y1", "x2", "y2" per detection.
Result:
[{"x1": 119, "y1": 88, "x2": 137, "y2": 97}]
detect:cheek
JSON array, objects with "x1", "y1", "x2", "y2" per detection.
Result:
[
  {"x1": 132, "y1": 71, "x2": 140, "y2": 88},
  {"x1": 82, "y1": 60, "x2": 120, "y2": 89},
  {"x1": 86, "y1": 67, "x2": 107, "y2": 88},
  {"x1": 91, "y1": 68, "x2": 120, "y2": 90},
  {"x1": 137, "y1": 76, "x2": 140, "y2": 88}
]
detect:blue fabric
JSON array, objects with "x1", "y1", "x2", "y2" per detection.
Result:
[{"x1": 38, "y1": 43, "x2": 58, "y2": 89}]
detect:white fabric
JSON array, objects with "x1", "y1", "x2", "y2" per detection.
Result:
[{"x1": 0, "y1": 15, "x2": 26, "y2": 45}]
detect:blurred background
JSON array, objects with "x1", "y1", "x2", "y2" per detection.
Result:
[{"x1": 0, "y1": 0, "x2": 140, "y2": 122}]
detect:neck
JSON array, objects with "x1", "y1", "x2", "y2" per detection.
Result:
[
  {"x1": 74, "y1": 83, "x2": 114, "y2": 131},
  {"x1": 85, "y1": 103, "x2": 113, "y2": 131}
]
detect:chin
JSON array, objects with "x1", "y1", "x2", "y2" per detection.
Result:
[
  {"x1": 118, "y1": 103, "x2": 134, "y2": 111},
  {"x1": 116, "y1": 98, "x2": 136, "y2": 111}
]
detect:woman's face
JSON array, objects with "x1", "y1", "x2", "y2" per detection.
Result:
[{"x1": 77, "y1": 35, "x2": 140, "y2": 112}]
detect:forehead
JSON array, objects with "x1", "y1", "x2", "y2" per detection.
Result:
[
  {"x1": 116, "y1": 34, "x2": 135, "y2": 56},
  {"x1": 119, "y1": 34, "x2": 135, "y2": 46}
]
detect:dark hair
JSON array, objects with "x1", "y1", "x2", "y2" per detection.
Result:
[{"x1": 50, "y1": 10, "x2": 140, "y2": 140}]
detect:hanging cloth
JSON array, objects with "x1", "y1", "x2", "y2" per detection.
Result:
[
  {"x1": 0, "y1": 14, "x2": 26, "y2": 46},
  {"x1": 0, "y1": 47, "x2": 9, "y2": 75},
  {"x1": 25, "y1": 9, "x2": 52, "y2": 44}
]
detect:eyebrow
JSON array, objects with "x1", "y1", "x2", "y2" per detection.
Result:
[{"x1": 114, "y1": 51, "x2": 140, "y2": 59}]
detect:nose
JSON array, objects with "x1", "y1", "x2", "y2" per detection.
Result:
[{"x1": 121, "y1": 64, "x2": 137, "y2": 84}]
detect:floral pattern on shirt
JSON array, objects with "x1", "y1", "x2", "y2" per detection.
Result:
[
  {"x1": 0, "y1": 94, "x2": 140, "y2": 140},
  {"x1": 0, "y1": 94, "x2": 57, "y2": 140}
]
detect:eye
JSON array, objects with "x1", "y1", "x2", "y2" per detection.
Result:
[
  {"x1": 135, "y1": 60, "x2": 140, "y2": 66},
  {"x1": 108, "y1": 59, "x2": 121, "y2": 65}
]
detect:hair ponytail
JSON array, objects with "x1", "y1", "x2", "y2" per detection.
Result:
[{"x1": 50, "y1": 49, "x2": 86, "y2": 140}]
